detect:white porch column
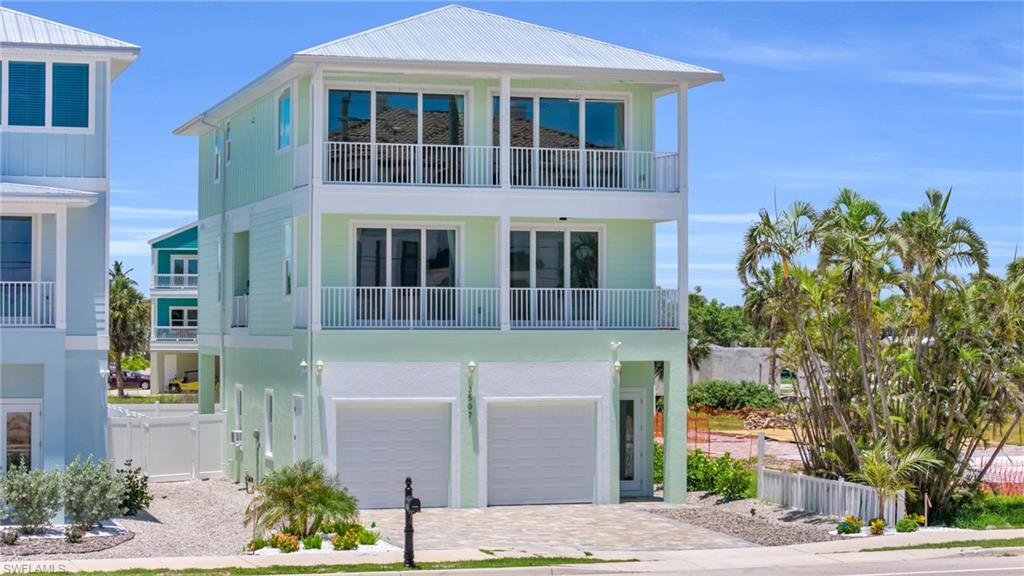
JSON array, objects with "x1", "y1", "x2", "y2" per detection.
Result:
[
  {"x1": 676, "y1": 82, "x2": 688, "y2": 328},
  {"x1": 498, "y1": 214, "x2": 511, "y2": 331},
  {"x1": 310, "y1": 66, "x2": 324, "y2": 330},
  {"x1": 55, "y1": 206, "x2": 66, "y2": 330},
  {"x1": 499, "y1": 75, "x2": 511, "y2": 190}
]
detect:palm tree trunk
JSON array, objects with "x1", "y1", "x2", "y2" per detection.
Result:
[{"x1": 115, "y1": 352, "x2": 125, "y2": 399}]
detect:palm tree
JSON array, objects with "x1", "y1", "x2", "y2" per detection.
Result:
[
  {"x1": 742, "y1": 264, "x2": 785, "y2": 392},
  {"x1": 109, "y1": 262, "x2": 149, "y2": 398},
  {"x1": 245, "y1": 460, "x2": 358, "y2": 537},
  {"x1": 850, "y1": 442, "x2": 941, "y2": 524}
]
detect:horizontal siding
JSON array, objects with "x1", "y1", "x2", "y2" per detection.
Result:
[
  {"x1": 197, "y1": 224, "x2": 222, "y2": 335},
  {"x1": 248, "y1": 206, "x2": 293, "y2": 336}
]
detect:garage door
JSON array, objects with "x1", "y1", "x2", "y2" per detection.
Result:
[
  {"x1": 336, "y1": 403, "x2": 450, "y2": 509},
  {"x1": 487, "y1": 401, "x2": 595, "y2": 505}
]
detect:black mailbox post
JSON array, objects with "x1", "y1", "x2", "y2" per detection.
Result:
[{"x1": 404, "y1": 477, "x2": 421, "y2": 568}]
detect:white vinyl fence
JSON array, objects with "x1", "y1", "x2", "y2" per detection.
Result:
[
  {"x1": 108, "y1": 405, "x2": 225, "y2": 482},
  {"x1": 755, "y1": 433, "x2": 905, "y2": 526}
]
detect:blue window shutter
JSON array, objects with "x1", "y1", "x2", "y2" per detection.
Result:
[
  {"x1": 52, "y1": 63, "x2": 89, "y2": 128},
  {"x1": 8, "y1": 61, "x2": 45, "y2": 127}
]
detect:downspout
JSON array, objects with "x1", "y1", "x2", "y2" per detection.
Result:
[{"x1": 199, "y1": 114, "x2": 227, "y2": 420}]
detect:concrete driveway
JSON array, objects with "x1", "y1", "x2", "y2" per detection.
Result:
[{"x1": 362, "y1": 502, "x2": 753, "y2": 553}]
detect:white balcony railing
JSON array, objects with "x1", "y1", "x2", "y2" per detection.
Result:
[
  {"x1": 0, "y1": 281, "x2": 55, "y2": 327},
  {"x1": 319, "y1": 287, "x2": 679, "y2": 330},
  {"x1": 154, "y1": 326, "x2": 198, "y2": 341},
  {"x1": 153, "y1": 274, "x2": 198, "y2": 289},
  {"x1": 231, "y1": 295, "x2": 249, "y2": 328},
  {"x1": 323, "y1": 142, "x2": 498, "y2": 187},
  {"x1": 510, "y1": 288, "x2": 679, "y2": 330},
  {"x1": 322, "y1": 142, "x2": 679, "y2": 192},
  {"x1": 321, "y1": 287, "x2": 499, "y2": 329}
]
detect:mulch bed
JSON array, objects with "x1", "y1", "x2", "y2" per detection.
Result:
[{"x1": 0, "y1": 531, "x2": 133, "y2": 556}]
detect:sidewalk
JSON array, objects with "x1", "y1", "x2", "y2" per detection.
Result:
[{"x1": 5, "y1": 528, "x2": 1022, "y2": 575}]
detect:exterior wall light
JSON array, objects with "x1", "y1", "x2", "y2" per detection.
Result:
[
  {"x1": 299, "y1": 359, "x2": 308, "y2": 372},
  {"x1": 613, "y1": 361, "x2": 622, "y2": 373},
  {"x1": 611, "y1": 341, "x2": 622, "y2": 351},
  {"x1": 467, "y1": 361, "x2": 477, "y2": 375},
  {"x1": 315, "y1": 360, "x2": 325, "y2": 376}
]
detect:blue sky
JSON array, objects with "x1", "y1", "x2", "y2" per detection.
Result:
[{"x1": 12, "y1": 1, "x2": 1023, "y2": 303}]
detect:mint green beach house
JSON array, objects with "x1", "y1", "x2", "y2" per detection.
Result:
[
  {"x1": 175, "y1": 5, "x2": 721, "y2": 508},
  {"x1": 0, "y1": 8, "x2": 138, "y2": 471}
]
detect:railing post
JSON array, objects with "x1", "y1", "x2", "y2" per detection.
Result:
[{"x1": 499, "y1": 76, "x2": 511, "y2": 190}]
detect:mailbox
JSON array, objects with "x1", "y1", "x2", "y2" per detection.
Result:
[
  {"x1": 403, "y1": 477, "x2": 418, "y2": 568},
  {"x1": 405, "y1": 496, "x2": 421, "y2": 514}
]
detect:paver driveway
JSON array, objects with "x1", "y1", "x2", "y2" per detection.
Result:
[{"x1": 362, "y1": 502, "x2": 753, "y2": 553}]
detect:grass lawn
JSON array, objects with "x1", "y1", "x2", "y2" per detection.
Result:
[
  {"x1": 951, "y1": 494, "x2": 1024, "y2": 529},
  {"x1": 37, "y1": 557, "x2": 620, "y2": 576},
  {"x1": 107, "y1": 394, "x2": 197, "y2": 404},
  {"x1": 863, "y1": 537, "x2": 1024, "y2": 552}
]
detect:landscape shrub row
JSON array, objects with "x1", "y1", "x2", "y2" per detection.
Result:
[
  {"x1": 0, "y1": 458, "x2": 150, "y2": 536},
  {"x1": 687, "y1": 380, "x2": 780, "y2": 411},
  {"x1": 653, "y1": 444, "x2": 755, "y2": 501}
]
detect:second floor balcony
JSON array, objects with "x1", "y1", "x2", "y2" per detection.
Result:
[
  {"x1": 153, "y1": 273, "x2": 198, "y2": 290},
  {"x1": 320, "y1": 286, "x2": 679, "y2": 330},
  {"x1": 153, "y1": 326, "x2": 198, "y2": 342},
  {"x1": 322, "y1": 142, "x2": 678, "y2": 193},
  {"x1": 0, "y1": 281, "x2": 56, "y2": 327}
]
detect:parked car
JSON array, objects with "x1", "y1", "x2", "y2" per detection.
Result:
[
  {"x1": 168, "y1": 370, "x2": 198, "y2": 393},
  {"x1": 108, "y1": 370, "x2": 150, "y2": 390}
]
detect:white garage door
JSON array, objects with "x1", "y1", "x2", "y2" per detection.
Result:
[
  {"x1": 336, "y1": 403, "x2": 450, "y2": 509},
  {"x1": 487, "y1": 401, "x2": 595, "y2": 505}
]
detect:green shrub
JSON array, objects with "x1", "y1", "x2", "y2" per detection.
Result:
[
  {"x1": 116, "y1": 459, "x2": 152, "y2": 515},
  {"x1": 63, "y1": 456, "x2": 124, "y2": 530},
  {"x1": 245, "y1": 460, "x2": 359, "y2": 538},
  {"x1": 896, "y1": 517, "x2": 920, "y2": 533},
  {"x1": 653, "y1": 442, "x2": 664, "y2": 485},
  {"x1": 951, "y1": 493, "x2": 1024, "y2": 529},
  {"x1": 302, "y1": 534, "x2": 323, "y2": 550},
  {"x1": 870, "y1": 517, "x2": 887, "y2": 535},
  {"x1": 687, "y1": 449, "x2": 715, "y2": 492},
  {"x1": 836, "y1": 515, "x2": 863, "y2": 534},
  {"x1": 247, "y1": 536, "x2": 269, "y2": 552},
  {"x1": 270, "y1": 532, "x2": 299, "y2": 553},
  {"x1": 685, "y1": 449, "x2": 755, "y2": 500},
  {"x1": 0, "y1": 463, "x2": 62, "y2": 533},
  {"x1": 332, "y1": 528, "x2": 360, "y2": 551},
  {"x1": 65, "y1": 527, "x2": 84, "y2": 543},
  {"x1": 0, "y1": 529, "x2": 19, "y2": 545},
  {"x1": 357, "y1": 527, "x2": 380, "y2": 545},
  {"x1": 688, "y1": 380, "x2": 780, "y2": 411}
]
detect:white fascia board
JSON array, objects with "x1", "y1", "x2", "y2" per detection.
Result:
[
  {"x1": 315, "y1": 185, "x2": 682, "y2": 221},
  {"x1": 295, "y1": 54, "x2": 724, "y2": 87},
  {"x1": 148, "y1": 221, "x2": 198, "y2": 245}
]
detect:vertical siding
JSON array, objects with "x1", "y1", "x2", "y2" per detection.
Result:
[
  {"x1": 1, "y1": 61, "x2": 107, "y2": 178},
  {"x1": 198, "y1": 88, "x2": 295, "y2": 220},
  {"x1": 248, "y1": 206, "x2": 293, "y2": 336}
]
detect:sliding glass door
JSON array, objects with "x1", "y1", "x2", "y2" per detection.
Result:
[
  {"x1": 510, "y1": 229, "x2": 600, "y2": 326},
  {"x1": 355, "y1": 227, "x2": 457, "y2": 325}
]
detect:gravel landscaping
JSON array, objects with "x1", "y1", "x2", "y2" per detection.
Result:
[
  {"x1": 0, "y1": 527, "x2": 133, "y2": 557},
  {"x1": 647, "y1": 491, "x2": 841, "y2": 546},
  {"x1": 30, "y1": 477, "x2": 252, "y2": 559}
]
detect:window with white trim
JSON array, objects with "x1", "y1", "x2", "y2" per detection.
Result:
[
  {"x1": 264, "y1": 390, "x2": 274, "y2": 457},
  {"x1": 277, "y1": 87, "x2": 291, "y2": 151},
  {"x1": 169, "y1": 307, "x2": 198, "y2": 327},
  {"x1": 3, "y1": 60, "x2": 91, "y2": 130},
  {"x1": 225, "y1": 121, "x2": 232, "y2": 164},
  {"x1": 283, "y1": 220, "x2": 293, "y2": 297},
  {"x1": 214, "y1": 132, "x2": 222, "y2": 182}
]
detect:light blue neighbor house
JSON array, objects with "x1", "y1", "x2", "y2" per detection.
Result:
[
  {"x1": 0, "y1": 8, "x2": 138, "y2": 471},
  {"x1": 175, "y1": 5, "x2": 721, "y2": 508}
]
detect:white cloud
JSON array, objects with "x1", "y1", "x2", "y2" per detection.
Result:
[
  {"x1": 684, "y1": 31, "x2": 862, "y2": 69},
  {"x1": 110, "y1": 239, "x2": 152, "y2": 257},
  {"x1": 689, "y1": 262, "x2": 738, "y2": 271}
]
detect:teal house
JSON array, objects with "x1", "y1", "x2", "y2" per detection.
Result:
[
  {"x1": 0, "y1": 8, "x2": 138, "y2": 471},
  {"x1": 149, "y1": 222, "x2": 199, "y2": 393},
  {"x1": 175, "y1": 5, "x2": 721, "y2": 507}
]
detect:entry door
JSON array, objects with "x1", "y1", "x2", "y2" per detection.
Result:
[
  {"x1": 292, "y1": 395, "x2": 304, "y2": 463},
  {"x1": 1, "y1": 403, "x2": 41, "y2": 472},
  {"x1": 619, "y1": 389, "x2": 645, "y2": 496}
]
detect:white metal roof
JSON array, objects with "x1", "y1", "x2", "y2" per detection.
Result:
[
  {"x1": 298, "y1": 5, "x2": 719, "y2": 78},
  {"x1": 0, "y1": 182, "x2": 98, "y2": 207},
  {"x1": 0, "y1": 6, "x2": 139, "y2": 52}
]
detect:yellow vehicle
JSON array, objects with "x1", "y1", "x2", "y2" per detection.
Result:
[{"x1": 167, "y1": 370, "x2": 198, "y2": 393}]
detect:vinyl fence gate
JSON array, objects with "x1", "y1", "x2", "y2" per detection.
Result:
[{"x1": 108, "y1": 406, "x2": 225, "y2": 482}]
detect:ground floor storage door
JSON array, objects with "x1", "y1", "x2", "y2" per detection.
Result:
[
  {"x1": 336, "y1": 402, "x2": 450, "y2": 509},
  {"x1": 487, "y1": 401, "x2": 596, "y2": 505}
]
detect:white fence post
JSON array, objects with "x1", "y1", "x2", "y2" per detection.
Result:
[{"x1": 756, "y1": 432, "x2": 765, "y2": 500}]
